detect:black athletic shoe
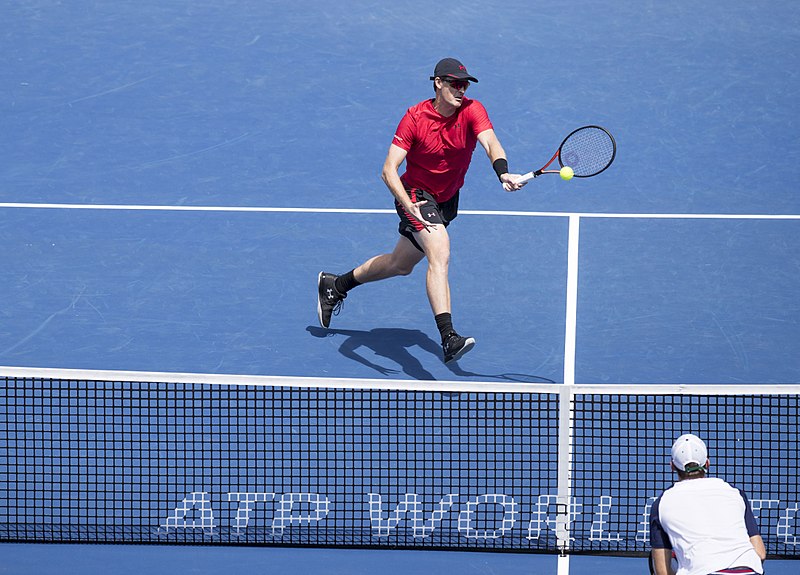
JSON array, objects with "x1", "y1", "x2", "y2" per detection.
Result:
[
  {"x1": 317, "y1": 272, "x2": 346, "y2": 328},
  {"x1": 442, "y1": 332, "x2": 475, "y2": 364}
]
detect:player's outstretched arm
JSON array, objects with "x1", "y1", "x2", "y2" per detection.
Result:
[{"x1": 477, "y1": 129, "x2": 525, "y2": 192}]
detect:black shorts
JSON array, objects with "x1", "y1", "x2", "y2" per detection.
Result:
[{"x1": 395, "y1": 187, "x2": 460, "y2": 252}]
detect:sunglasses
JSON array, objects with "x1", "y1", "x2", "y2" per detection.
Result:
[{"x1": 441, "y1": 78, "x2": 470, "y2": 91}]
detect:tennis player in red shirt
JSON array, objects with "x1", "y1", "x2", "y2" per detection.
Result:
[{"x1": 318, "y1": 58, "x2": 525, "y2": 364}]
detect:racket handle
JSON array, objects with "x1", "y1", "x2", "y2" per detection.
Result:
[{"x1": 515, "y1": 171, "x2": 537, "y2": 185}]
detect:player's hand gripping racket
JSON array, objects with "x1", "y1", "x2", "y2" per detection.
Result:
[{"x1": 516, "y1": 125, "x2": 616, "y2": 184}]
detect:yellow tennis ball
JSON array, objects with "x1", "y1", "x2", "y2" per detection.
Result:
[{"x1": 560, "y1": 166, "x2": 574, "y2": 180}]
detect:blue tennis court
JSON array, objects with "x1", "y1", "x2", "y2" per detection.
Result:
[{"x1": 2, "y1": 0, "x2": 798, "y2": 573}]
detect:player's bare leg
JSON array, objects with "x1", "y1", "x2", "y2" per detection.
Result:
[
  {"x1": 318, "y1": 237, "x2": 422, "y2": 328},
  {"x1": 414, "y1": 226, "x2": 474, "y2": 363},
  {"x1": 413, "y1": 225, "x2": 451, "y2": 315},
  {"x1": 353, "y1": 236, "x2": 425, "y2": 283}
]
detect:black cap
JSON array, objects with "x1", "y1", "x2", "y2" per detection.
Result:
[{"x1": 429, "y1": 58, "x2": 479, "y2": 83}]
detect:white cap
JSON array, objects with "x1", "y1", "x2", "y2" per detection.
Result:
[{"x1": 671, "y1": 433, "x2": 708, "y2": 472}]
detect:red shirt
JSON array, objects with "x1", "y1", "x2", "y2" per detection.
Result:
[{"x1": 391, "y1": 97, "x2": 493, "y2": 202}]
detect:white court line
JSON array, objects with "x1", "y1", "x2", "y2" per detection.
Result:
[
  {"x1": 1, "y1": 202, "x2": 799, "y2": 219},
  {"x1": 0, "y1": 203, "x2": 394, "y2": 214},
  {"x1": 2, "y1": 366, "x2": 799, "y2": 394},
  {"x1": 558, "y1": 217, "x2": 580, "y2": 565},
  {"x1": 563, "y1": 216, "x2": 580, "y2": 386}
]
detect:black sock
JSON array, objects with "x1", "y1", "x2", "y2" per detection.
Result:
[
  {"x1": 334, "y1": 270, "x2": 361, "y2": 295},
  {"x1": 435, "y1": 313, "x2": 454, "y2": 341}
]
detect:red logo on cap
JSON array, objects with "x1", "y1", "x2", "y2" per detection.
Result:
[{"x1": 459, "y1": 65, "x2": 465, "y2": 71}]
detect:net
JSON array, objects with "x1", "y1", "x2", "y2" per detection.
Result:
[
  {"x1": 0, "y1": 369, "x2": 559, "y2": 551},
  {"x1": 568, "y1": 391, "x2": 799, "y2": 558},
  {"x1": 0, "y1": 367, "x2": 797, "y2": 559}
]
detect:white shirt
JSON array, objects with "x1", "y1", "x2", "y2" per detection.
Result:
[{"x1": 651, "y1": 477, "x2": 763, "y2": 575}]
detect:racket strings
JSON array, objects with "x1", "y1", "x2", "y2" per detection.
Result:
[{"x1": 559, "y1": 127, "x2": 615, "y2": 177}]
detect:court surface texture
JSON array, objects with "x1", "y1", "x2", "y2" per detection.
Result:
[{"x1": 1, "y1": 1, "x2": 798, "y2": 573}]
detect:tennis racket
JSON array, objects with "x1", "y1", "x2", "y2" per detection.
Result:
[{"x1": 516, "y1": 125, "x2": 616, "y2": 184}]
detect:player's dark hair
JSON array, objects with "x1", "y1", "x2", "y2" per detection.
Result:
[{"x1": 677, "y1": 463, "x2": 706, "y2": 479}]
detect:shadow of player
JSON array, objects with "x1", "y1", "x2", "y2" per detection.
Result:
[{"x1": 307, "y1": 326, "x2": 554, "y2": 384}]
